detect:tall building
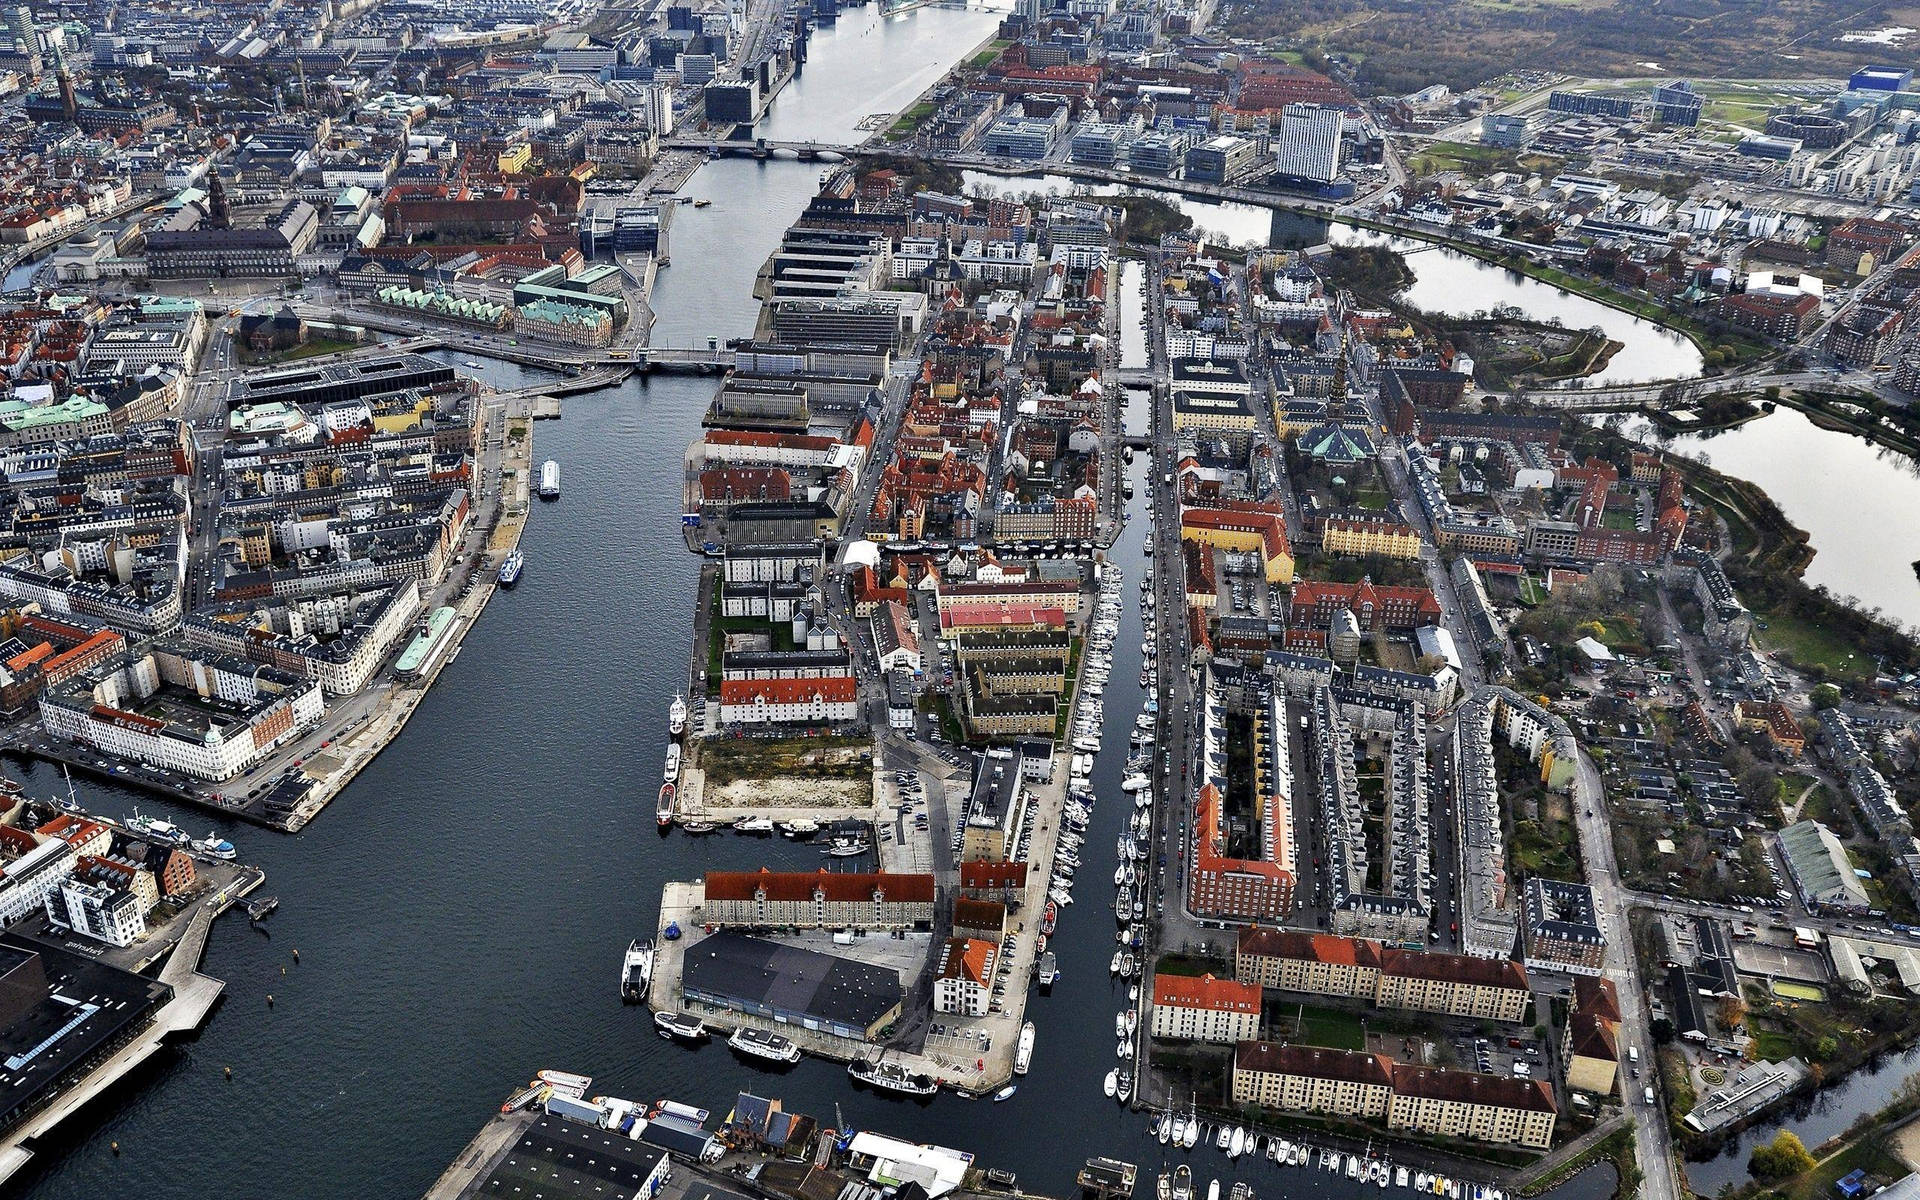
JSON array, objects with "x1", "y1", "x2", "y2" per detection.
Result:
[
  {"x1": 1273, "y1": 103, "x2": 1343, "y2": 184},
  {"x1": 3, "y1": 3, "x2": 39, "y2": 71}
]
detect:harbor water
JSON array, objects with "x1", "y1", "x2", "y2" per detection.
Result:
[{"x1": 12, "y1": 12, "x2": 1611, "y2": 1199}]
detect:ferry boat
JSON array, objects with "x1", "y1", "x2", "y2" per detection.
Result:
[
  {"x1": 620, "y1": 939, "x2": 653, "y2": 1002},
  {"x1": 664, "y1": 743, "x2": 682, "y2": 784},
  {"x1": 654, "y1": 1011, "x2": 709, "y2": 1041},
  {"x1": 1013, "y1": 1021, "x2": 1035, "y2": 1075},
  {"x1": 126, "y1": 812, "x2": 190, "y2": 846},
  {"x1": 668, "y1": 694, "x2": 687, "y2": 736},
  {"x1": 727, "y1": 1027, "x2": 802, "y2": 1064},
  {"x1": 847, "y1": 1057, "x2": 937, "y2": 1095},
  {"x1": 497, "y1": 550, "x2": 523, "y2": 587},
  {"x1": 192, "y1": 831, "x2": 237, "y2": 860},
  {"x1": 537, "y1": 1069, "x2": 593, "y2": 1096},
  {"x1": 538, "y1": 459, "x2": 561, "y2": 499},
  {"x1": 656, "y1": 783, "x2": 676, "y2": 827}
]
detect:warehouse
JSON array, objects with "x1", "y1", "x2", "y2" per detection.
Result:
[{"x1": 681, "y1": 930, "x2": 904, "y2": 1041}]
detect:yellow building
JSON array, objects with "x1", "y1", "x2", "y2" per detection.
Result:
[
  {"x1": 1386, "y1": 1068, "x2": 1558, "y2": 1150},
  {"x1": 1320, "y1": 516, "x2": 1423, "y2": 561},
  {"x1": 1238, "y1": 928, "x2": 1380, "y2": 997},
  {"x1": 1237, "y1": 928, "x2": 1531, "y2": 1023},
  {"x1": 1180, "y1": 509, "x2": 1294, "y2": 585},
  {"x1": 1561, "y1": 976, "x2": 1621, "y2": 1097},
  {"x1": 1232, "y1": 1043, "x2": 1393, "y2": 1117},
  {"x1": 497, "y1": 144, "x2": 533, "y2": 174}
]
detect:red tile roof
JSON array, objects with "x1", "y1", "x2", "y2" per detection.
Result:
[
  {"x1": 704, "y1": 869, "x2": 935, "y2": 904},
  {"x1": 718, "y1": 676, "x2": 858, "y2": 706},
  {"x1": 1153, "y1": 972, "x2": 1260, "y2": 1014}
]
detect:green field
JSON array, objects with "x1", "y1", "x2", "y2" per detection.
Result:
[
  {"x1": 1758, "y1": 611, "x2": 1875, "y2": 683},
  {"x1": 1770, "y1": 980, "x2": 1827, "y2": 1003},
  {"x1": 1293, "y1": 1005, "x2": 1367, "y2": 1051}
]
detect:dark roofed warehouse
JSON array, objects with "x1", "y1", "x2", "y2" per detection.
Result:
[{"x1": 682, "y1": 930, "x2": 904, "y2": 1041}]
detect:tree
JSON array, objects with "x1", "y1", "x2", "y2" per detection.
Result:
[
  {"x1": 1749, "y1": 1130, "x2": 1815, "y2": 1180},
  {"x1": 1811, "y1": 684, "x2": 1843, "y2": 710}
]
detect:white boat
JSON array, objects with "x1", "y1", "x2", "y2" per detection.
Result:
[
  {"x1": 497, "y1": 549, "x2": 523, "y2": 586},
  {"x1": 125, "y1": 812, "x2": 189, "y2": 846},
  {"x1": 1124, "y1": 1008, "x2": 1137, "y2": 1035},
  {"x1": 1157, "y1": 1114, "x2": 1172, "y2": 1144},
  {"x1": 192, "y1": 831, "x2": 237, "y2": 859},
  {"x1": 728, "y1": 1027, "x2": 802, "y2": 1064},
  {"x1": 654, "y1": 1011, "x2": 708, "y2": 1040},
  {"x1": 780, "y1": 819, "x2": 819, "y2": 837},
  {"x1": 1215, "y1": 1125, "x2": 1231, "y2": 1152},
  {"x1": 664, "y1": 743, "x2": 682, "y2": 783},
  {"x1": 537, "y1": 1069, "x2": 592, "y2": 1094},
  {"x1": 1121, "y1": 774, "x2": 1150, "y2": 792},
  {"x1": 1346, "y1": 1156, "x2": 1359, "y2": 1180},
  {"x1": 668, "y1": 694, "x2": 687, "y2": 736},
  {"x1": 1115, "y1": 1012, "x2": 1127, "y2": 1038},
  {"x1": 1116, "y1": 1072, "x2": 1132, "y2": 1103},
  {"x1": 538, "y1": 459, "x2": 560, "y2": 498},
  {"x1": 1103, "y1": 1069, "x2": 1117, "y2": 1098},
  {"x1": 1228, "y1": 1127, "x2": 1245, "y2": 1157},
  {"x1": 1110, "y1": 951, "x2": 1123, "y2": 975},
  {"x1": 1014, "y1": 1022, "x2": 1035, "y2": 1075},
  {"x1": 732, "y1": 816, "x2": 774, "y2": 833},
  {"x1": 1205, "y1": 1182, "x2": 1219, "y2": 1200},
  {"x1": 1169, "y1": 1115, "x2": 1186, "y2": 1147},
  {"x1": 620, "y1": 939, "x2": 652, "y2": 1001},
  {"x1": 848, "y1": 1057, "x2": 937, "y2": 1095},
  {"x1": 1182, "y1": 1114, "x2": 1199, "y2": 1148}
]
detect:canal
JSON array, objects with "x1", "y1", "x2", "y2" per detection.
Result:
[
  {"x1": 961, "y1": 173, "x2": 1703, "y2": 387},
  {"x1": 12, "y1": 12, "x2": 1608, "y2": 1200}
]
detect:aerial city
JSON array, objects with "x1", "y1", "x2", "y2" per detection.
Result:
[{"x1": 0, "y1": 0, "x2": 1917, "y2": 1196}]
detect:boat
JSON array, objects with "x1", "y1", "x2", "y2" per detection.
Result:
[
  {"x1": 192, "y1": 830, "x2": 237, "y2": 859},
  {"x1": 245, "y1": 896, "x2": 278, "y2": 921},
  {"x1": 1103, "y1": 1070, "x2": 1117, "y2": 1098},
  {"x1": 1037, "y1": 952, "x2": 1059, "y2": 988},
  {"x1": 654, "y1": 1011, "x2": 708, "y2": 1041},
  {"x1": 1172, "y1": 1166, "x2": 1193, "y2": 1200},
  {"x1": 681, "y1": 820, "x2": 718, "y2": 834},
  {"x1": 1157, "y1": 1114, "x2": 1172, "y2": 1145},
  {"x1": 780, "y1": 819, "x2": 819, "y2": 838},
  {"x1": 1041, "y1": 900, "x2": 1057, "y2": 935},
  {"x1": 664, "y1": 743, "x2": 682, "y2": 784},
  {"x1": 1206, "y1": 1182, "x2": 1219, "y2": 1200},
  {"x1": 621, "y1": 939, "x2": 653, "y2": 1002},
  {"x1": 1182, "y1": 1111, "x2": 1199, "y2": 1148},
  {"x1": 848, "y1": 1057, "x2": 937, "y2": 1095},
  {"x1": 825, "y1": 839, "x2": 868, "y2": 857},
  {"x1": 1215, "y1": 1125, "x2": 1232, "y2": 1152},
  {"x1": 668, "y1": 694, "x2": 687, "y2": 736},
  {"x1": 1229, "y1": 1127, "x2": 1246, "y2": 1158},
  {"x1": 538, "y1": 459, "x2": 561, "y2": 498},
  {"x1": 537, "y1": 1069, "x2": 593, "y2": 1096},
  {"x1": 1346, "y1": 1156, "x2": 1359, "y2": 1180},
  {"x1": 1110, "y1": 951, "x2": 1123, "y2": 975},
  {"x1": 733, "y1": 816, "x2": 774, "y2": 833},
  {"x1": 1417, "y1": 1174, "x2": 1430, "y2": 1192},
  {"x1": 1115, "y1": 1072, "x2": 1132, "y2": 1103},
  {"x1": 1124, "y1": 1008, "x2": 1137, "y2": 1035},
  {"x1": 501, "y1": 1082, "x2": 548, "y2": 1113},
  {"x1": 993, "y1": 1085, "x2": 1017, "y2": 1102},
  {"x1": 1014, "y1": 1022, "x2": 1035, "y2": 1075},
  {"x1": 693, "y1": 198, "x2": 712, "y2": 207},
  {"x1": 728, "y1": 1027, "x2": 802, "y2": 1064},
  {"x1": 1157, "y1": 1174, "x2": 1172, "y2": 1200},
  {"x1": 1229, "y1": 1185, "x2": 1251, "y2": 1200},
  {"x1": 656, "y1": 783, "x2": 676, "y2": 827},
  {"x1": 465, "y1": 360, "x2": 485, "y2": 369},
  {"x1": 1115, "y1": 1012, "x2": 1127, "y2": 1038},
  {"x1": 126, "y1": 812, "x2": 190, "y2": 846},
  {"x1": 497, "y1": 549, "x2": 524, "y2": 586}
]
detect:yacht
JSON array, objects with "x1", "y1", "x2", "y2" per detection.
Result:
[
  {"x1": 620, "y1": 939, "x2": 652, "y2": 1002},
  {"x1": 1396, "y1": 1167, "x2": 1410, "y2": 1189},
  {"x1": 727, "y1": 1027, "x2": 802, "y2": 1064},
  {"x1": 732, "y1": 816, "x2": 775, "y2": 834},
  {"x1": 1103, "y1": 1069, "x2": 1117, "y2": 1098},
  {"x1": 654, "y1": 1011, "x2": 708, "y2": 1041},
  {"x1": 664, "y1": 743, "x2": 682, "y2": 784},
  {"x1": 191, "y1": 831, "x2": 237, "y2": 860},
  {"x1": 668, "y1": 694, "x2": 687, "y2": 736},
  {"x1": 1181, "y1": 1112, "x2": 1199, "y2": 1148},
  {"x1": 780, "y1": 819, "x2": 819, "y2": 838},
  {"x1": 126, "y1": 812, "x2": 190, "y2": 846},
  {"x1": 656, "y1": 783, "x2": 675, "y2": 827},
  {"x1": 497, "y1": 550, "x2": 524, "y2": 586},
  {"x1": 848, "y1": 1057, "x2": 937, "y2": 1096},
  {"x1": 1205, "y1": 1182, "x2": 1219, "y2": 1200},
  {"x1": 1157, "y1": 1114, "x2": 1172, "y2": 1145},
  {"x1": 1228, "y1": 1127, "x2": 1245, "y2": 1157},
  {"x1": 1014, "y1": 1022, "x2": 1035, "y2": 1075}
]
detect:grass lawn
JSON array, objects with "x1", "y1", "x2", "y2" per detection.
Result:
[
  {"x1": 1405, "y1": 140, "x2": 1505, "y2": 175},
  {"x1": 1757, "y1": 611, "x2": 1874, "y2": 682},
  {"x1": 238, "y1": 337, "x2": 357, "y2": 366},
  {"x1": 1749, "y1": 1028, "x2": 1799, "y2": 1062},
  {"x1": 888, "y1": 102, "x2": 934, "y2": 138},
  {"x1": 1517, "y1": 574, "x2": 1545, "y2": 607},
  {"x1": 1292, "y1": 1004, "x2": 1367, "y2": 1051},
  {"x1": 1776, "y1": 1135, "x2": 1909, "y2": 1200},
  {"x1": 1351, "y1": 486, "x2": 1391, "y2": 511},
  {"x1": 1602, "y1": 508, "x2": 1639, "y2": 531}
]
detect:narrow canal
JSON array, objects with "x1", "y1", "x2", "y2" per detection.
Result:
[{"x1": 13, "y1": 13, "x2": 1611, "y2": 1199}]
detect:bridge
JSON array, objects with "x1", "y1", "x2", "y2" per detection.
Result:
[{"x1": 661, "y1": 135, "x2": 860, "y2": 161}]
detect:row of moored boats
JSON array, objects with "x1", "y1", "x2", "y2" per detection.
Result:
[{"x1": 1147, "y1": 1110, "x2": 1507, "y2": 1198}]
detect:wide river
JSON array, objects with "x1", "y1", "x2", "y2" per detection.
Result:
[{"x1": 0, "y1": 14, "x2": 1644, "y2": 1199}]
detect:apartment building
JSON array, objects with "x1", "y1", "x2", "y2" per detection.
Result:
[
  {"x1": 701, "y1": 870, "x2": 935, "y2": 931},
  {"x1": 1149, "y1": 973, "x2": 1261, "y2": 1044},
  {"x1": 1236, "y1": 928, "x2": 1532, "y2": 1022}
]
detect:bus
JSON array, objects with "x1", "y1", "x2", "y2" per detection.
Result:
[{"x1": 606, "y1": 348, "x2": 630, "y2": 360}]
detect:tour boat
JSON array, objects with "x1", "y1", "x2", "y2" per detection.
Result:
[
  {"x1": 126, "y1": 812, "x2": 190, "y2": 846},
  {"x1": 620, "y1": 939, "x2": 652, "y2": 1002},
  {"x1": 668, "y1": 693, "x2": 687, "y2": 736},
  {"x1": 656, "y1": 783, "x2": 675, "y2": 827},
  {"x1": 192, "y1": 831, "x2": 237, "y2": 860},
  {"x1": 497, "y1": 550, "x2": 523, "y2": 586},
  {"x1": 664, "y1": 743, "x2": 682, "y2": 784},
  {"x1": 654, "y1": 1011, "x2": 708, "y2": 1041},
  {"x1": 728, "y1": 1027, "x2": 802, "y2": 1064},
  {"x1": 848, "y1": 1057, "x2": 937, "y2": 1095}
]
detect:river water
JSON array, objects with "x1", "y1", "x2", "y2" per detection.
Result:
[
  {"x1": 1616, "y1": 409, "x2": 1920, "y2": 631},
  {"x1": 960, "y1": 174, "x2": 1702, "y2": 386},
  {"x1": 4, "y1": 14, "x2": 1624, "y2": 1200}
]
